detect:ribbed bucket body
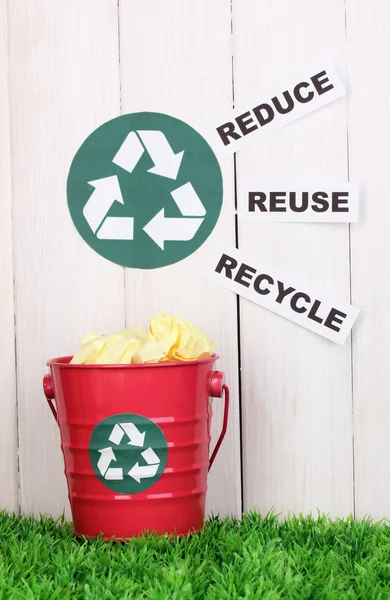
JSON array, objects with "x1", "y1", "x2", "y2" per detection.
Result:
[{"x1": 46, "y1": 356, "x2": 219, "y2": 539}]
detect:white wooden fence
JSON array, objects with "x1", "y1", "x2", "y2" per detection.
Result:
[{"x1": 0, "y1": 0, "x2": 388, "y2": 521}]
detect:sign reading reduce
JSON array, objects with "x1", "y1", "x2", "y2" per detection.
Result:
[{"x1": 206, "y1": 62, "x2": 345, "y2": 155}]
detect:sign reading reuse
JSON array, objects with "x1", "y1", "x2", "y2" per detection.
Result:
[
  {"x1": 206, "y1": 247, "x2": 359, "y2": 345},
  {"x1": 239, "y1": 183, "x2": 359, "y2": 222},
  {"x1": 207, "y1": 63, "x2": 345, "y2": 155}
]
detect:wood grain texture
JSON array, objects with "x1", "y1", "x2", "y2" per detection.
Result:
[
  {"x1": 119, "y1": 0, "x2": 242, "y2": 517},
  {"x1": 233, "y1": 0, "x2": 354, "y2": 516},
  {"x1": 347, "y1": 13, "x2": 390, "y2": 516},
  {"x1": 0, "y1": 0, "x2": 18, "y2": 513},
  {"x1": 347, "y1": 0, "x2": 390, "y2": 43},
  {"x1": 7, "y1": 0, "x2": 125, "y2": 516}
]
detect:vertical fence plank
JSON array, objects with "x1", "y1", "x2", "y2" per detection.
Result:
[
  {"x1": 234, "y1": 0, "x2": 354, "y2": 516},
  {"x1": 347, "y1": 3, "x2": 390, "y2": 519},
  {"x1": 8, "y1": 0, "x2": 125, "y2": 517},
  {"x1": 119, "y1": 0, "x2": 241, "y2": 517},
  {"x1": 0, "y1": 0, "x2": 18, "y2": 513}
]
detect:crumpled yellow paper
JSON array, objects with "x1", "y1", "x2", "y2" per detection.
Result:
[{"x1": 70, "y1": 313, "x2": 216, "y2": 364}]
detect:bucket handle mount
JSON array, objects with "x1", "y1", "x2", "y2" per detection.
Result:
[
  {"x1": 208, "y1": 371, "x2": 230, "y2": 472},
  {"x1": 43, "y1": 374, "x2": 58, "y2": 423}
]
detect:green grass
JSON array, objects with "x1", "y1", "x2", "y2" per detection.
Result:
[{"x1": 1, "y1": 511, "x2": 390, "y2": 599}]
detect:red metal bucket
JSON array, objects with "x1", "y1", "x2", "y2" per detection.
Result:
[{"x1": 43, "y1": 354, "x2": 229, "y2": 539}]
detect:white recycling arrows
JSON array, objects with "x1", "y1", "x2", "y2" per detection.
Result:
[
  {"x1": 119, "y1": 423, "x2": 146, "y2": 447},
  {"x1": 113, "y1": 130, "x2": 184, "y2": 180},
  {"x1": 137, "y1": 130, "x2": 184, "y2": 180},
  {"x1": 171, "y1": 182, "x2": 206, "y2": 216},
  {"x1": 128, "y1": 463, "x2": 159, "y2": 483},
  {"x1": 143, "y1": 182, "x2": 205, "y2": 249},
  {"x1": 112, "y1": 131, "x2": 144, "y2": 174},
  {"x1": 96, "y1": 217, "x2": 134, "y2": 240},
  {"x1": 83, "y1": 175, "x2": 134, "y2": 240},
  {"x1": 97, "y1": 447, "x2": 123, "y2": 481},
  {"x1": 97, "y1": 447, "x2": 116, "y2": 475},
  {"x1": 128, "y1": 447, "x2": 161, "y2": 483},
  {"x1": 98, "y1": 424, "x2": 161, "y2": 484},
  {"x1": 143, "y1": 209, "x2": 203, "y2": 250},
  {"x1": 108, "y1": 424, "x2": 125, "y2": 445},
  {"x1": 83, "y1": 131, "x2": 206, "y2": 247},
  {"x1": 105, "y1": 467, "x2": 123, "y2": 480},
  {"x1": 108, "y1": 422, "x2": 146, "y2": 447},
  {"x1": 84, "y1": 176, "x2": 124, "y2": 233}
]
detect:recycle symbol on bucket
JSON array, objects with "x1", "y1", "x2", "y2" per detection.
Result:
[
  {"x1": 89, "y1": 413, "x2": 168, "y2": 494},
  {"x1": 67, "y1": 112, "x2": 223, "y2": 269}
]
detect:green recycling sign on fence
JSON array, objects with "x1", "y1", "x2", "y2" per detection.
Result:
[
  {"x1": 89, "y1": 413, "x2": 168, "y2": 494},
  {"x1": 67, "y1": 112, "x2": 223, "y2": 269}
]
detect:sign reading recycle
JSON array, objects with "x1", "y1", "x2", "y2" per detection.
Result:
[
  {"x1": 67, "y1": 112, "x2": 223, "y2": 269},
  {"x1": 89, "y1": 413, "x2": 168, "y2": 494}
]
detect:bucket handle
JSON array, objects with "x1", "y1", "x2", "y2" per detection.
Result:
[
  {"x1": 208, "y1": 371, "x2": 230, "y2": 471},
  {"x1": 43, "y1": 374, "x2": 58, "y2": 424}
]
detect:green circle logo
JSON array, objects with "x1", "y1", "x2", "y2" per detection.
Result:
[
  {"x1": 89, "y1": 413, "x2": 168, "y2": 494},
  {"x1": 67, "y1": 112, "x2": 223, "y2": 269}
]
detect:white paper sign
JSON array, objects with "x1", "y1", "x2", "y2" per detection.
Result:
[
  {"x1": 205, "y1": 247, "x2": 359, "y2": 344},
  {"x1": 238, "y1": 182, "x2": 359, "y2": 223},
  {"x1": 206, "y1": 62, "x2": 345, "y2": 155}
]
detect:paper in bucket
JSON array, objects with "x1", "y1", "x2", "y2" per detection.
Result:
[{"x1": 71, "y1": 313, "x2": 216, "y2": 365}]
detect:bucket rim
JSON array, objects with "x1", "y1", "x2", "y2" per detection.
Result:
[{"x1": 46, "y1": 354, "x2": 220, "y2": 369}]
